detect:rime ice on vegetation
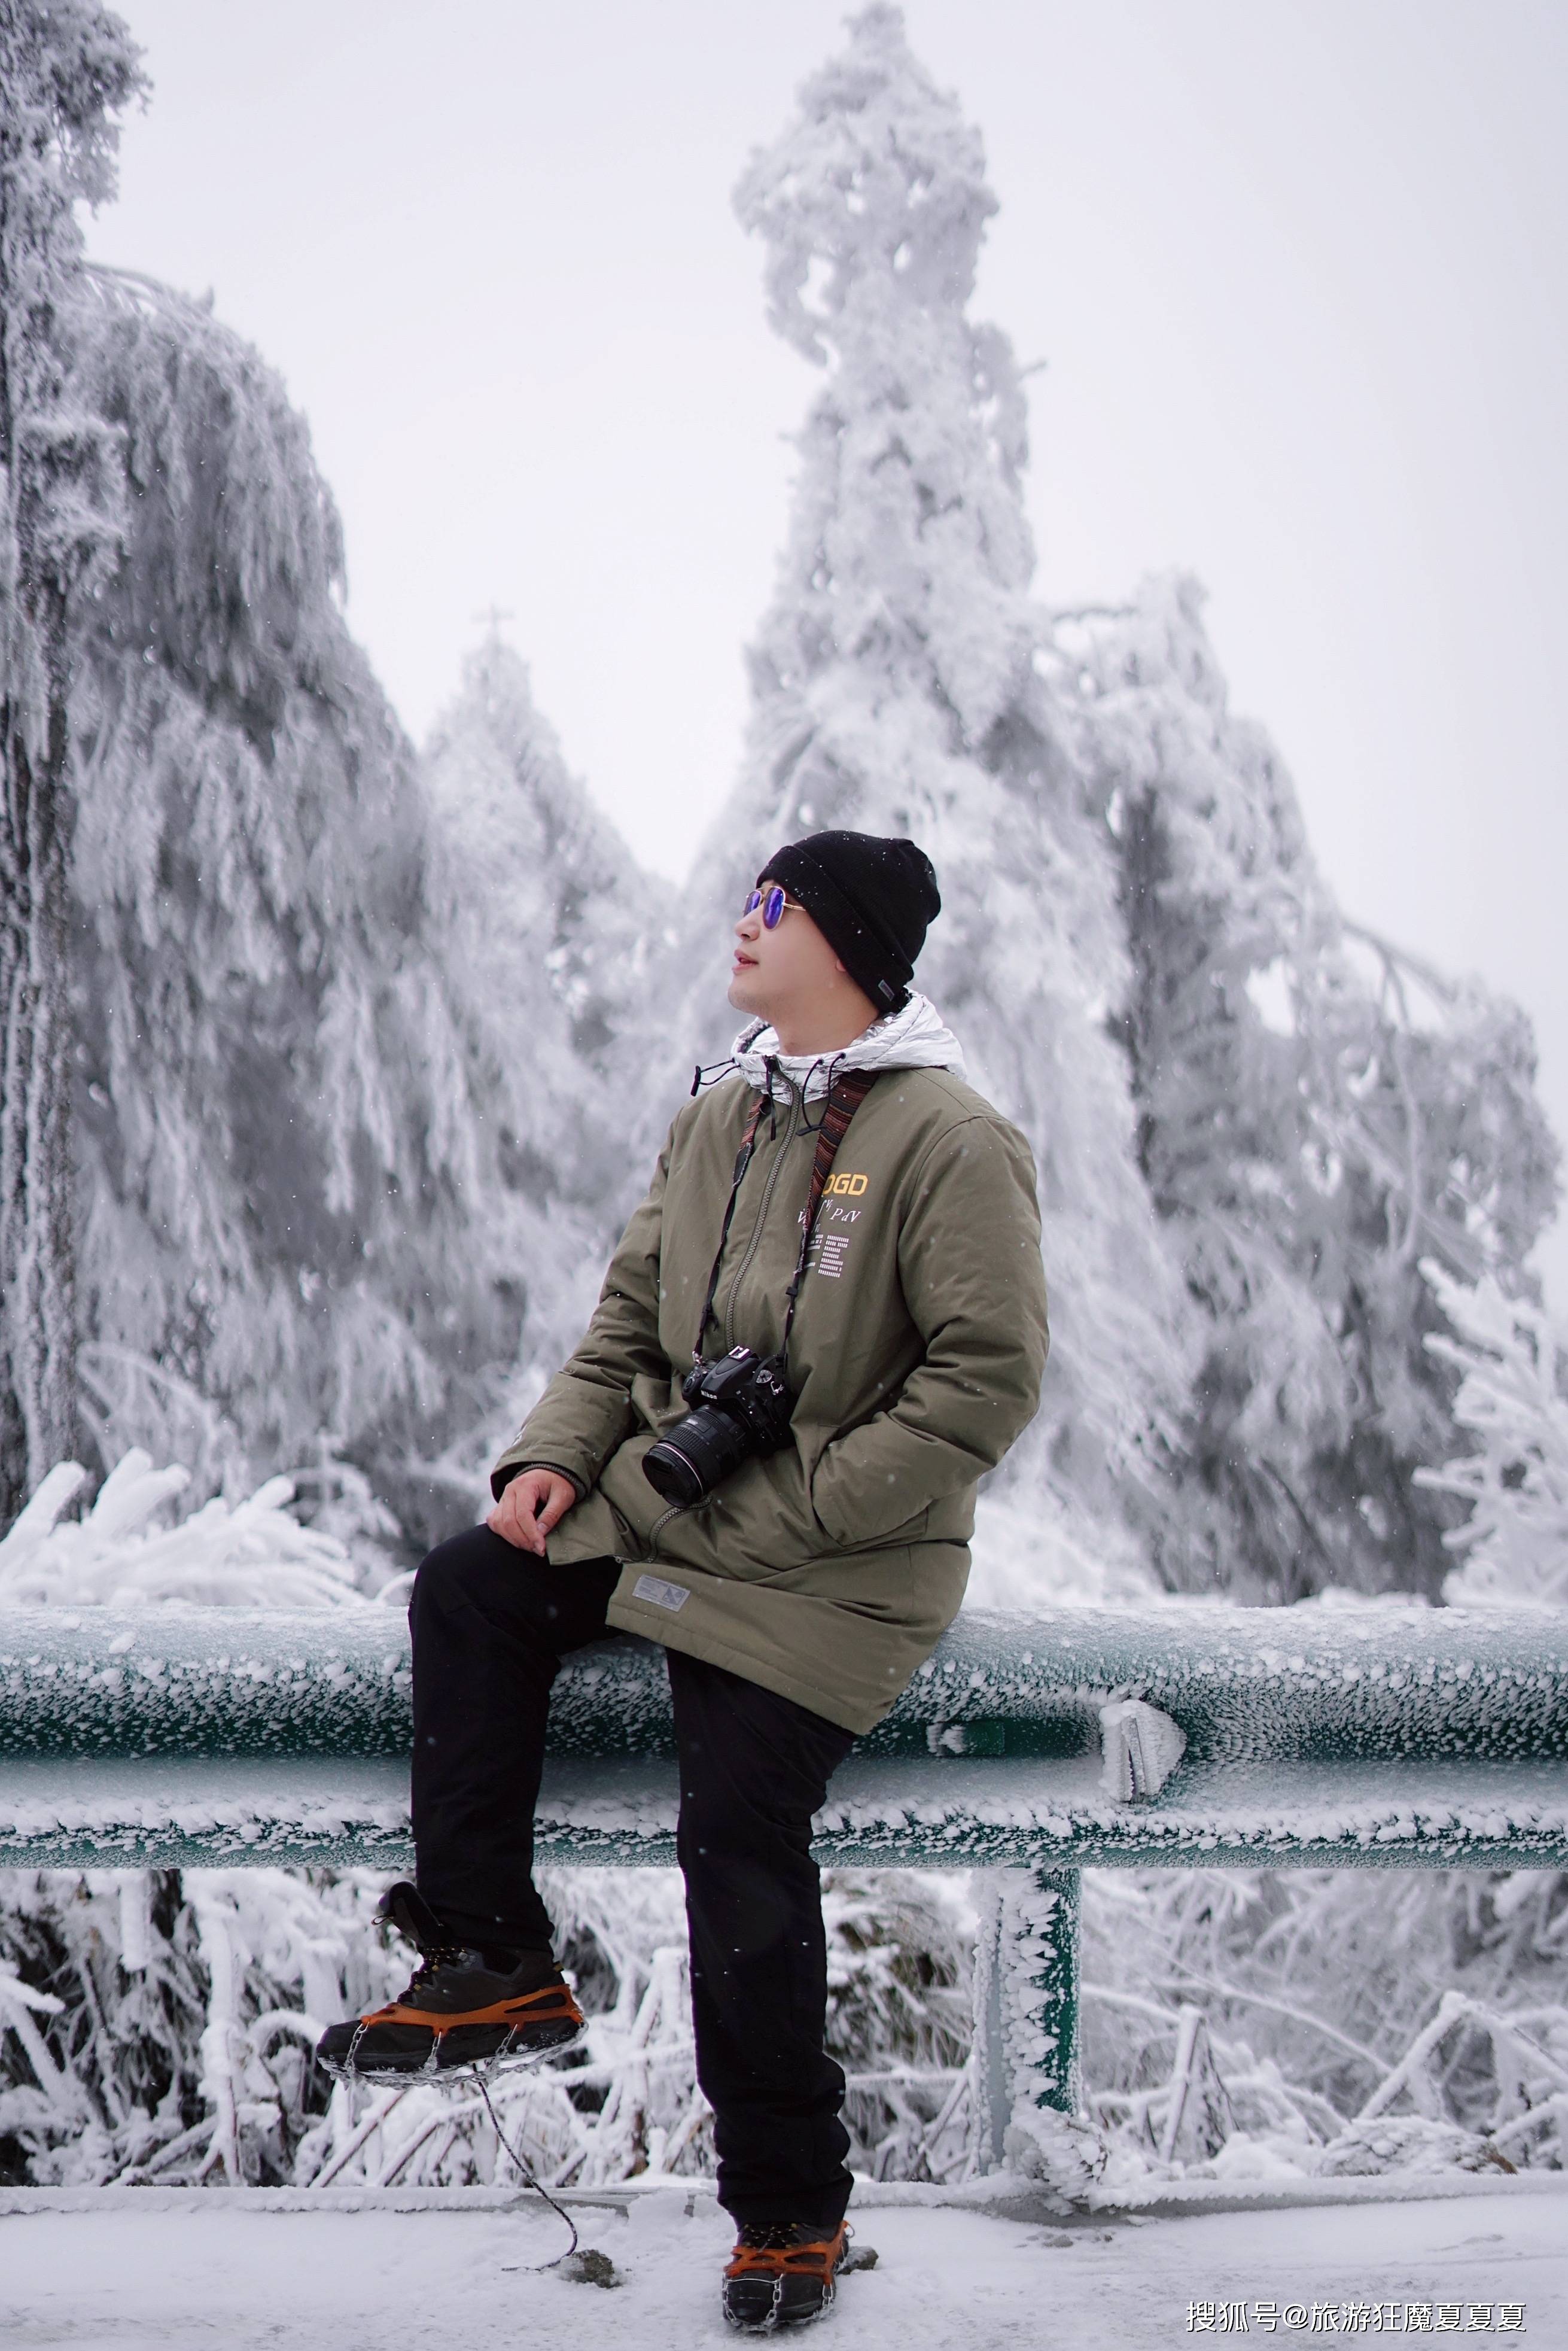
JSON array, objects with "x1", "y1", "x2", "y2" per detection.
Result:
[
  {"x1": 418, "y1": 633, "x2": 668, "y2": 1451},
  {"x1": 59, "y1": 260, "x2": 503, "y2": 1536},
  {"x1": 53, "y1": 261, "x2": 668, "y2": 1549},
  {"x1": 1, "y1": 0, "x2": 1566, "y2": 2201},
  {"x1": 0, "y1": 1449, "x2": 367, "y2": 1610},
  {"x1": 705, "y1": 2, "x2": 1193, "y2": 1573},
  {"x1": 1417, "y1": 1263, "x2": 1568, "y2": 1608},
  {"x1": 1049, "y1": 575, "x2": 1559, "y2": 1606},
  {"x1": 0, "y1": 4, "x2": 148, "y2": 1519}
]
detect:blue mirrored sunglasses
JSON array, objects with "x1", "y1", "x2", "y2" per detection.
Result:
[{"x1": 742, "y1": 886, "x2": 803, "y2": 929}]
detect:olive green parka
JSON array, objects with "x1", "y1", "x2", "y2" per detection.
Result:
[{"x1": 492, "y1": 1041, "x2": 1049, "y2": 1735}]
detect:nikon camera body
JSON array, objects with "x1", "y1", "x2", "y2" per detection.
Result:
[{"x1": 643, "y1": 1345, "x2": 794, "y2": 1508}]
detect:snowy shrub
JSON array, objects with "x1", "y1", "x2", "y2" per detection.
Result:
[
  {"x1": 1079, "y1": 1868, "x2": 1568, "y2": 2181},
  {"x1": 0, "y1": 1868, "x2": 406, "y2": 2188},
  {"x1": 0, "y1": 1853, "x2": 979, "y2": 2191},
  {"x1": 967, "y1": 1491, "x2": 1157, "y2": 1611},
  {"x1": 0, "y1": 1451, "x2": 369, "y2": 1610},
  {"x1": 823, "y1": 1873, "x2": 974, "y2": 2184},
  {"x1": 7, "y1": 1841, "x2": 1564, "y2": 2191},
  {"x1": 1416, "y1": 1261, "x2": 1568, "y2": 1607}
]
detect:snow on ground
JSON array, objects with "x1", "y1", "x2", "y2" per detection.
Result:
[{"x1": 0, "y1": 2182, "x2": 1562, "y2": 2349}]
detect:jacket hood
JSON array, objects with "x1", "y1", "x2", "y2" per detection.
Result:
[{"x1": 727, "y1": 989, "x2": 967, "y2": 1103}]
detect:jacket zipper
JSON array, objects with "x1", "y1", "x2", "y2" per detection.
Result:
[
  {"x1": 720, "y1": 1079, "x2": 805, "y2": 1349},
  {"x1": 648, "y1": 1081, "x2": 808, "y2": 1561},
  {"x1": 648, "y1": 1082, "x2": 805, "y2": 1559}
]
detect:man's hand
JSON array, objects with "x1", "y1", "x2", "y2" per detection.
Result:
[{"x1": 487, "y1": 1468, "x2": 578, "y2": 1556}]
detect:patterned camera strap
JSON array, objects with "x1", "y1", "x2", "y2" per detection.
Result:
[{"x1": 694, "y1": 1069, "x2": 877, "y2": 1364}]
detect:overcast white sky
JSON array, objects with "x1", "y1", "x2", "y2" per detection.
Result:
[{"x1": 84, "y1": 0, "x2": 1568, "y2": 1295}]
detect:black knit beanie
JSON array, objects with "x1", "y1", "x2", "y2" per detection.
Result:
[{"x1": 757, "y1": 830, "x2": 941, "y2": 1017}]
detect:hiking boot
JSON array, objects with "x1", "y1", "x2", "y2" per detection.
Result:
[
  {"x1": 721, "y1": 2219, "x2": 851, "y2": 2331},
  {"x1": 315, "y1": 1882, "x2": 583, "y2": 2084}
]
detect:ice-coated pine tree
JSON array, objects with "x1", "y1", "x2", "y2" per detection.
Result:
[
  {"x1": 0, "y1": 0, "x2": 145, "y2": 1517},
  {"x1": 702, "y1": 6, "x2": 1560, "y2": 1606},
  {"x1": 1052, "y1": 573, "x2": 1559, "y2": 1598},
  {"x1": 48, "y1": 262, "x2": 571, "y2": 1541},
  {"x1": 419, "y1": 631, "x2": 662, "y2": 1444},
  {"x1": 697, "y1": 2, "x2": 1193, "y2": 1592}
]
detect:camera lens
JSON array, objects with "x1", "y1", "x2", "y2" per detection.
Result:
[{"x1": 644, "y1": 1404, "x2": 757, "y2": 1507}]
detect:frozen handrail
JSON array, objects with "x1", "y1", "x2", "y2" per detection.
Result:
[
  {"x1": 3, "y1": 1597, "x2": 1564, "y2": 2175},
  {"x1": 1, "y1": 1601, "x2": 1564, "y2": 1762}
]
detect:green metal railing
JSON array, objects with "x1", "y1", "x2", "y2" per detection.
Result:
[{"x1": 2, "y1": 1599, "x2": 1564, "y2": 2173}]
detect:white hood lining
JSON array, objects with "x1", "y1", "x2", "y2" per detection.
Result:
[{"x1": 727, "y1": 990, "x2": 966, "y2": 1103}]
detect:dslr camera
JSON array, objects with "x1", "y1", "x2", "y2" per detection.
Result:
[{"x1": 643, "y1": 1345, "x2": 794, "y2": 1508}]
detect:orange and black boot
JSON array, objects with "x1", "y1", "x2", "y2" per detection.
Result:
[
  {"x1": 315, "y1": 1882, "x2": 583, "y2": 2084},
  {"x1": 721, "y1": 2219, "x2": 852, "y2": 2331}
]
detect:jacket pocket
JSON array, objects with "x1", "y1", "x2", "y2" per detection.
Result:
[
  {"x1": 757, "y1": 1443, "x2": 835, "y2": 1556},
  {"x1": 808, "y1": 1446, "x2": 931, "y2": 1552}
]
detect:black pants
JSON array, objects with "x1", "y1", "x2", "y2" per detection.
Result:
[{"x1": 407, "y1": 1525, "x2": 856, "y2": 2228}]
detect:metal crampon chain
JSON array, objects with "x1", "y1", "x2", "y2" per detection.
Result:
[
  {"x1": 336, "y1": 2014, "x2": 583, "y2": 2092},
  {"x1": 334, "y1": 2020, "x2": 580, "y2": 2270}
]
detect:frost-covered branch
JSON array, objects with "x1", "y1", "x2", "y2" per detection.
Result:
[
  {"x1": 1415, "y1": 1260, "x2": 1568, "y2": 1606},
  {"x1": 0, "y1": 1449, "x2": 369, "y2": 1608}
]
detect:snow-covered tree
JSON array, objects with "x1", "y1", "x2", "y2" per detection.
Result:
[
  {"x1": 412, "y1": 631, "x2": 683, "y2": 1471},
  {"x1": 422, "y1": 634, "x2": 656, "y2": 1245},
  {"x1": 692, "y1": 8, "x2": 1561, "y2": 1608},
  {"x1": 0, "y1": 1, "x2": 145, "y2": 1516},
  {"x1": 1054, "y1": 574, "x2": 1560, "y2": 1598},
  {"x1": 688, "y1": 3, "x2": 1192, "y2": 1585},
  {"x1": 22, "y1": 248, "x2": 688, "y2": 1543},
  {"x1": 1416, "y1": 1259, "x2": 1568, "y2": 1607},
  {"x1": 39, "y1": 264, "x2": 575, "y2": 1543}
]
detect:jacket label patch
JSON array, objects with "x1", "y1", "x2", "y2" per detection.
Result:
[{"x1": 632, "y1": 1572, "x2": 690, "y2": 1613}]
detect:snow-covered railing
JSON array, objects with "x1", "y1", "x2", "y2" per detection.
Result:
[{"x1": 1, "y1": 1599, "x2": 1564, "y2": 2180}]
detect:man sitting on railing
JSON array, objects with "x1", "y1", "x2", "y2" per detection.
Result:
[{"x1": 318, "y1": 829, "x2": 1050, "y2": 2329}]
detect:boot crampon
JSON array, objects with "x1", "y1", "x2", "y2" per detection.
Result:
[
  {"x1": 721, "y1": 2219, "x2": 858, "y2": 2331},
  {"x1": 315, "y1": 1882, "x2": 584, "y2": 2086}
]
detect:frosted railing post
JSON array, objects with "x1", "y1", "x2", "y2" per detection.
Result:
[
  {"x1": 1025, "y1": 1865, "x2": 1082, "y2": 2116},
  {"x1": 970, "y1": 1863, "x2": 1082, "y2": 2173},
  {"x1": 970, "y1": 1866, "x2": 1010, "y2": 2171}
]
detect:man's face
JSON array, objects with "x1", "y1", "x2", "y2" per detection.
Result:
[{"x1": 727, "y1": 878, "x2": 847, "y2": 1021}]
